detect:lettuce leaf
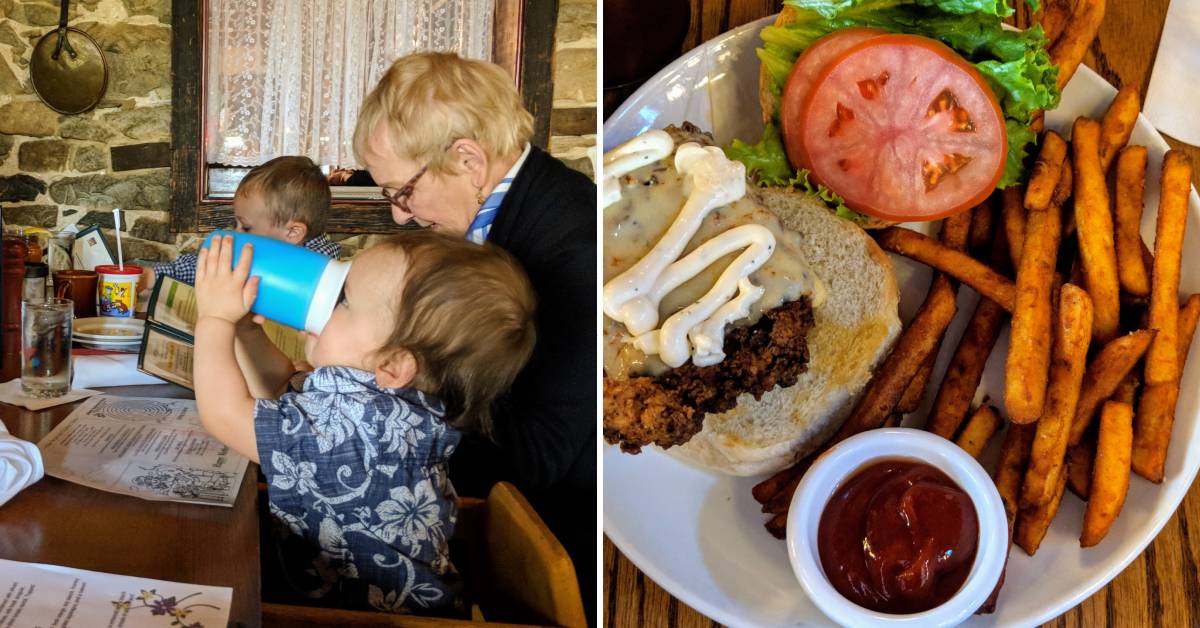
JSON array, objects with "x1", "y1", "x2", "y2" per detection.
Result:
[
  {"x1": 724, "y1": 124, "x2": 872, "y2": 223},
  {"x1": 734, "y1": 0, "x2": 1058, "y2": 202}
]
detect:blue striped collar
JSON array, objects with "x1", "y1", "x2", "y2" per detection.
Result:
[{"x1": 466, "y1": 143, "x2": 531, "y2": 244}]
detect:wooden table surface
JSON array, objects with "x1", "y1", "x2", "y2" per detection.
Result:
[
  {"x1": 0, "y1": 384, "x2": 261, "y2": 628},
  {"x1": 604, "y1": 1, "x2": 1200, "y2": 626}
]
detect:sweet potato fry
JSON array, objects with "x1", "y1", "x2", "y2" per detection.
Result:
[
  {"x1": 895, "y1": 356, "x2": 935, "y2": 415},
  {"x1": 1022, "y1": 284, "x2": 1094, "y2": 508},
  {"x1": 1114, "y1": 146, "x2": 1150, "y2": 298},
  {"x1": 1007, "y1": 181, "x2": 1064, "y2": 423},
  {"x1": 896, "y1": 214, "x2": 972, "y2": 413},
  {"x1": 876, "y1": 227, "x2": 1016, "y2": 312},
  {"x1": 1145, "y1": 151, "x2": 1193, "y2": 386},
  {"x1": 956, "y1": 404, "x2": 1002, "y2": 458},
  {"x1": 1180, "y1": 294, "x2": 1200, "y2": 374},
  {"x1": 1060, "y1": 156, "x2": 1080, "y2": 207},
  {"x1": 995, "y1": 423, "x2": 1036, "y2": 526},
  {"x1": 1067, "y1": 438, "x2": 1096, "y2": 499},
  {"x1": 1057, "y1": 156, "x2": 1076, "y2": 240},
  {"x1": 765, "y1": 512, "x2": 787, "y2": 539},
  {"x1": 987, "y1": 421, "x2": 1034, "y2": 610},
  {"x1": 1072, "y1": 117, "x2": 1121, "y2": 343},
  {"x1": 832, "y1": 275, "x2": 959, "y2": 441},
  {"x1": 1016, "y1": 468, "x2": 1068, "y2": 556},
  {"x1": 970, "y1": 201, "x2": 996, "y2": 254},
  {"x1": 763, "y1": 469, "x2": 806, "y2": 514},
  {"x1": 1099, "y1": 86, "x2": 1141, "y2": 173},
  {"x1": 927, "y1": 297, "x2": 1008, "y2": 438},
  {"x1": 1113, "y1": 371, "x2": 1138, "y2": 405},
  {"x1": 1003, "y1": 186, "x2": 1027, "y2": 267},
  {"x1": 1131, "y1": 382, "x2": 1179, "y2": 483},
  {"x1": 752, "y1": 463, "x2": 804, "y2": 505},
  {"x1": 1069, "y1": 329, "x2": 1156, "y2": 446},
  {"x1": 942, "y1": 209, "x2": 973, "y2": 252},
  {"x1": 1024, "y1": 131, "x2": 1068, "y2": 212},
  {"x1": 1038, "y1": 0, "x2": 1078, "y2": 45},
  {"x1": 1050, "y1": 0, "x2": 1106, "y2": 91},
  {"x1": 884, "y1": 413, "x2": 904, "y2": 428},
  {"x1": 1081, "y1": 401, "x2": 1134, "y2": 547},
  {"x1": 897, "y1": 355, "x2": 931, "y2": 415}
]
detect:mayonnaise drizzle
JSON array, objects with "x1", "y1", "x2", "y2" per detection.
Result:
[
  {"x1": 690, "y1": 277, "x2": 765, "y2": 367},
  {"x1": 602, "y1": 129, "x2": 675, "y2": 208},
  {"x1": 602, "y1": 132, "x2": 777, "y2": 369}
]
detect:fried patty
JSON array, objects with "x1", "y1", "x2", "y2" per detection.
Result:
[{"x1": 603, "y1": 298, "x2": 815, "y2": 453}]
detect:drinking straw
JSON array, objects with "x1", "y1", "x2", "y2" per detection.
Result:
[{"x1": 112, "y1": 208, "x2": 124, "y2": 270}]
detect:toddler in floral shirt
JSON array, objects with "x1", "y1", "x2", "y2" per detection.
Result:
[{"x1": 190, "y1": 230, "x2": 536, "y2": 614}]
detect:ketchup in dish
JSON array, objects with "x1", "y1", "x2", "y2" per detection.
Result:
[{"x1": 817, "y1": 459, "x2": 979, "y2": 614}]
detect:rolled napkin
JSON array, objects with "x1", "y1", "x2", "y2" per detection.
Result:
[
  {"x1": 72, "y1": 353, "x2": 166, "y2": 388},
  {"x1": 1144, "y1": 0, "x2": 1200, "y2": 145},
  {"x1": 0, "y1": 419, "x2": 43, "y2": 507},
  {"x1": 0, "y1": 379, "x2": 100, "y2": 411}
]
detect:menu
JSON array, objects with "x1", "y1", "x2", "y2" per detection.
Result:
[
  {"x1": 0, "y1": 559, "x2": 232, "y2": 628},
  {"x1": 37, "y1": 396, "x2": 249, "y2": 507},
  {"x1": 139, "y1": 275, "x2": 308, "y2": 390}
]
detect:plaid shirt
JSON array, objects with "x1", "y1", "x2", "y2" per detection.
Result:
[{"x1": 153, "y1": 234, "x2": 342, "y2": 285}]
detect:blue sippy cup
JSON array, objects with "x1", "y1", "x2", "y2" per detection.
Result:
[{"x1": 201, "y1": 231, "x2": 350, "y2": 334}]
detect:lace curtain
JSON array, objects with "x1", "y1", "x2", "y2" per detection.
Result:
[{"x1": 205, "y1": 0, "x2": 495, "y2": 169}]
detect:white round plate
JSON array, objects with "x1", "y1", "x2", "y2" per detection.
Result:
[
  {"x1": 73, "y1": 340, "x2": 141, "y2": 353},
  {"x1": 73, "y1": 316, "x2": 145, "y2": 340},
  {"x1": 604, "y1": 16, "x2": 1200, "y2": 628}
]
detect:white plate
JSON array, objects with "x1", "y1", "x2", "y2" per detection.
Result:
[
  {"x1": 73, "y1": 317, "x2": 145, "y2": 340},
  {"x1": 603, "y1": 16, "x2": 1200, "y2": 628},
  {"x1": 73, "y1": 340, "x2": 141, "y2": 353}
]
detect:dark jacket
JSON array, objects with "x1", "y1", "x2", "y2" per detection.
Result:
[{"x1": 448, "y1": 146, "x2": 596, "y2": 617}]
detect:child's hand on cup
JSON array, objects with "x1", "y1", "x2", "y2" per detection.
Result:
[{"x1": 196, "y1": 235, "x2": 259, "y2": 324}]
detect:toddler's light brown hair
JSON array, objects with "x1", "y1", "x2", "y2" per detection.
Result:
[
  {"x1": 237, "y1": 156, "x2": 332, "y2": 239},
  {"x1": 377, "y1": 230, "x2": 536, "y2": 436}
]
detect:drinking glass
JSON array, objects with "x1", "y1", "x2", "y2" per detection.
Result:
[{"x1": 21, "y1": 298, "x2": 73, "y2": 398}]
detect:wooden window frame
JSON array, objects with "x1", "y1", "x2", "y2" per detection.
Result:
[{"x1": 169, "y1": 0, "x2": 556, "y2": 234}]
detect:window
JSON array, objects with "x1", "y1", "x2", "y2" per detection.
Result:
[{"x1": 170, "y1": 0, "x2": 551, "y2": 234}]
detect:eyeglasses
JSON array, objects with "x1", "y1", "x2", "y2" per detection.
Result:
[{"x1": 380, "y1": 164, "x2": 429, "y2": 213}]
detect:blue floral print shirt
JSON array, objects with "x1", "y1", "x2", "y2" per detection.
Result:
[{"x1": 254, "y1": 366, "x2": 461, "y2": 613}]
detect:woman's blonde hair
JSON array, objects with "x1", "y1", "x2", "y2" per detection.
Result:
[
  {"x1": 353, "y1": 52, "x2": 534, "y2": 174},
  {"x1": 377, "y1": 230, "x2": 537, "y2": 436}
]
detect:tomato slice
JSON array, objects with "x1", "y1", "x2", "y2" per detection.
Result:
[
  {"x1": 797, "y1": 34, "x2": 1007, "y2": 222},
  {"x1": 780, "y1": 27, "x2": 886, "y2": 172}
]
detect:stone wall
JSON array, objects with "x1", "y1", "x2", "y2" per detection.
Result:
[
  {"x1": 548, "y1": 0, "x2": 596, "y2": 177},
  {"x1": 0, "y1": 0, "x2": 180, "y2": 262},
  {"x1": 0, "y1": 0, "x2": 596, "y2": 264}
]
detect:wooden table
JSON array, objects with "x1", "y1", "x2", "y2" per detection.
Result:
[
  {"x1": 0, "y1": 384, "x2": 261, "y2": 627},
  {"x1": 604, "y1": 1, "x2": 1200, "y2": 626}
]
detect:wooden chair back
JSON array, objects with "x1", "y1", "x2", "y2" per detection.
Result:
[
  {"x1": 262, "y1": 482, "x2": 585, "y2": 627},
  {"x1": 478, "y1": 482, "x2": 587, "y2": 628}
]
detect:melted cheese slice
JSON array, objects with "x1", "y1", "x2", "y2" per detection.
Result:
[{"x1": 603, "y1": 132, "x2": 825, "y2": 378}]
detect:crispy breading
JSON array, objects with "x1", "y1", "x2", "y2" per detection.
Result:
[{"x1": 604, "y1": 299, "x2": 814, "y2": 453}]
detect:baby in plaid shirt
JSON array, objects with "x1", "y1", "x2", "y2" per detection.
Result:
[
  {"x1": 191, "y1": 230, "x2": 536, "y2": 615},
  {"x1": 141, "y1": 156, "x2": 341, "y2": 287}
]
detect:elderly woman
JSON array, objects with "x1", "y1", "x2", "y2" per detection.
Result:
[{"x1": 352, "y1": 52, "x2": 596, "y2": 605}]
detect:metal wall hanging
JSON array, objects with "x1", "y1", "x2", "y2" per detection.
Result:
[{"x1": 30, "y1": 0, "x2": 109, "y2": 115}]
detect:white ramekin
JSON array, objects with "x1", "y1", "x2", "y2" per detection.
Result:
[{"x1": 786, "y1": 427, "x2": 1008, "y2": 628}]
